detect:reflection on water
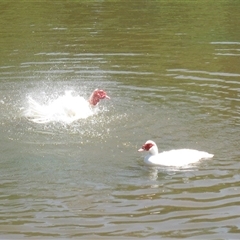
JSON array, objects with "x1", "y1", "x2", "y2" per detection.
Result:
[{"x1": 0, "y1": 1, "x2": 240, "y2": 239}]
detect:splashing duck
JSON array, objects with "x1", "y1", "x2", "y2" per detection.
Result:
[{"x1": 25, "y1": 89, "x2": 110, "y2": 124}]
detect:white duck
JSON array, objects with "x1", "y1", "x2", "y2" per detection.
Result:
[
  {"x1": 26, "y1": 89, "x2": 110, "y2": 124},
  {"x1": 138, "y1": 140, "x2": 213, "y2": 167}
]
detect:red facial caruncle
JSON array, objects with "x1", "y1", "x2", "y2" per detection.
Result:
[
  {"x1": 89, "y1": 89, "x2": 110, "y2": 106},
  {"x1": 138, "y1": 142, "x2": 154, "y2": 152}
]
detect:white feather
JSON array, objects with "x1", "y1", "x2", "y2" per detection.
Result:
[{"x1": 25, "y1": 91, "x2": 94, "y2": 124}]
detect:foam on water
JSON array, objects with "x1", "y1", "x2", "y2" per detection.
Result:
[{"x1": 25, "y1": 90, "x2": 97, "y2": 124}]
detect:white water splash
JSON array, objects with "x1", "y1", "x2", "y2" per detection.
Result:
[{"x1": 25, "y1": 91, "x2": 97, "y2": 124}]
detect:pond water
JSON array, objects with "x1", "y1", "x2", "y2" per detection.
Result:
[{"x1": 0, "y1": 1, "x2": 240, "y2": 239}]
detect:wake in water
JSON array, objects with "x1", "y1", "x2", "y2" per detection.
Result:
[{"x1": 25, "y1": 89, "x2": 110, "y2": 124}]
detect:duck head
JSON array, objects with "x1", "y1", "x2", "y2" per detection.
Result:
[
  {"x1": 138, "y1": 140, "x2": 159, "y2": 155},
  {"x1": 89, "y1": 89, "x2": 110, "y2": 106}
]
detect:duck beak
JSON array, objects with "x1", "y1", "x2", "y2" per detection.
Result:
[
  {"x1": 138, "y1": 148, "x2": 144, "y2": 152},
  {"x1": 105, "y1": 95, "x2": 110, "y2": 100}
]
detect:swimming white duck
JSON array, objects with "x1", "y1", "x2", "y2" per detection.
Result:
[
  {"x1": 138, "y1": 140, "x2": 213, "y2": 167},
  {"x1": 25, "y1": 89, "x2": 110, "y2": 124}
]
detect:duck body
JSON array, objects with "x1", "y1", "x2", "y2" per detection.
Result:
[
  {"x1": 26, "y1": 92, "x2": 92, "y2": 124},
  {"x1": 139, "y1": 140, "x2": 213, "y2": 167}
]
